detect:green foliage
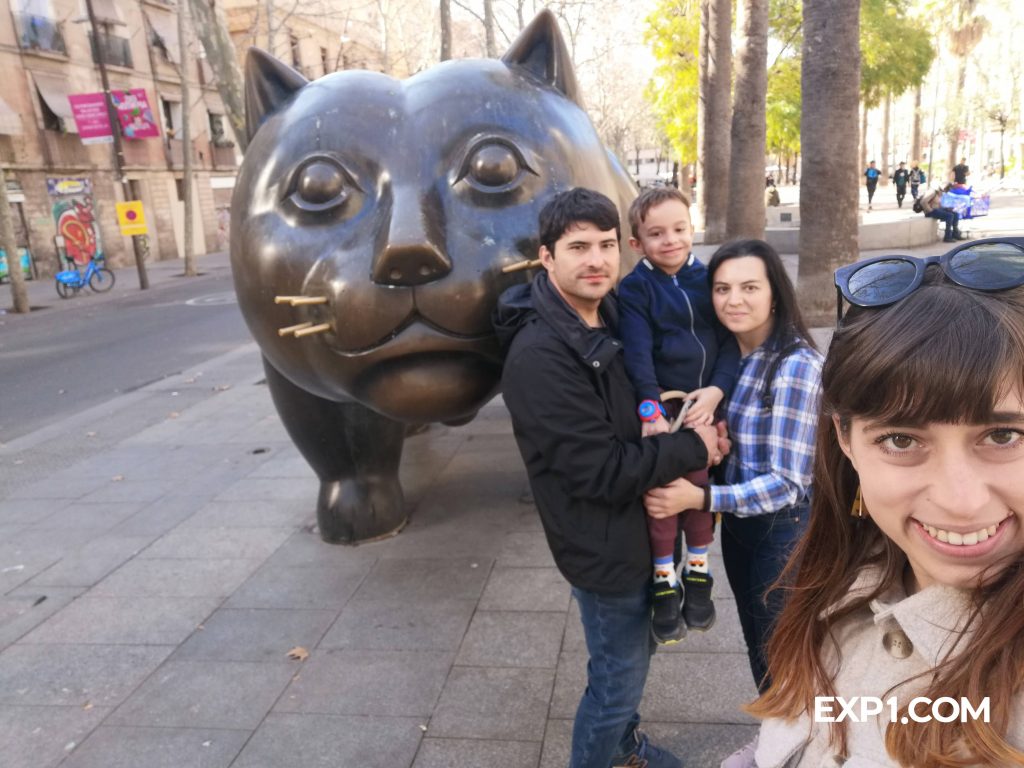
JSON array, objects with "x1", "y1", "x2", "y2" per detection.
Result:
[
  {"x1": 860, "y1": 0, "x2": 935, "y2": 107},
  {"x1": 644, "y1": 0, "x2": 699, "y2": 164},
  {"x1": 766, "y1": 55, "x2": 801, "y2": 155}
]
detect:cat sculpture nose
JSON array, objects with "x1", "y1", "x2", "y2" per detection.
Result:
[{"x1": 373, "y1": 188, "x2": 452, "y2": 287}]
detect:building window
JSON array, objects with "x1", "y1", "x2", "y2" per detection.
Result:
[
  {"x1": 289, "y1": 33, "x2": 301, "y2": 68},
  {"x1": 161, "y1": 97, "x2": 182, "y2": 142},
  {"x1": 320, "y1": 46, "x2": 329, "y2": 75},
  {"x1": 39, "y1": 92, "x2": 63, "y2": 132},
  {"x1": 89, "y1": 25, "x2": 133, "y2": 68},
  {"x1": 14, "y1": 0, "x2": 68, "y2": 55},
  {"x1": 208, "y1": 113, "x2": 233, "y2": 147}
]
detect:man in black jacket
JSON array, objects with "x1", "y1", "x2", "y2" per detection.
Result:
[{"x1": 494, "y1": 188, "x2": 719, "y2": 768}]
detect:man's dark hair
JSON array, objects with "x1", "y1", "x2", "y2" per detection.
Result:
[{"x1": 538, "y1": 188, "x2": 620, "y2": 254}]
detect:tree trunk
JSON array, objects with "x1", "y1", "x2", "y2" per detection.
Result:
[
  {"x1": 179, "y1": 0, "x2": 196, "y2": 276},
  {"x1": 265, "y1": 0, "x2": 275, "y2": 56},
  {"x1": 798, "y1": 0, "x2": 860, "y2": 327},
  {"x1": 188, "y1": 0, "x2": 247, "y2": 152},
  {"x1": 0, "y1": 167, "x2": 29, "y2": 314},
  {"x1": 911, "y1": 83, "x2": 922, "y2": 163},
  {"x1": 698, "y1": 0, "x2": 732, "y2": 244},
  {"x1": 726, "y1": 0, "x2": 768, "y2": 239},
  {"x1": 947, "y1": 58, "x2": 969, "y2": 175},
  {"x1": 859, "y1": 102, "x2": 868, "y2": 173},
  {"x1": 483, "y1": 0, "x2": 497, "y2": 57},
  {"x1": 440, "y1": 0, "x2": 452, "y2": 61},
  {"x1": 881, "y1": 92, "x2": 891, "y2": 182}
]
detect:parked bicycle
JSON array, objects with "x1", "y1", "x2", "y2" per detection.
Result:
[{"x1": 54, "y1": 256, "x2": 115, "y2": 298}]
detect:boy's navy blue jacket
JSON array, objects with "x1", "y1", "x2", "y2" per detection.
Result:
[{"x1": 617, "y1": 255, "x2": 739, "y2": 404}]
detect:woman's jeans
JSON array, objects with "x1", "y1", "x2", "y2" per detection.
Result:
[
  {"x1": 721, "y1": 505, "x2": 809, "y2": 692},
  {"x1": 570, "y1": 584, "x2": 654, "y2": 768}
]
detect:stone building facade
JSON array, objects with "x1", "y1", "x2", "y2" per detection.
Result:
[{"x1": 1, "y1": 0, "x2": 241, "y2": 277}]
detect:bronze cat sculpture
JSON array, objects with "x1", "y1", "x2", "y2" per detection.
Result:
[{"x1": 231, "y1": 10, "x2": 638, "y2": 543}]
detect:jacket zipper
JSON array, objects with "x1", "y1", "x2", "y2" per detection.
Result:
[{"x1": 671, "y1": 273, "x2": 707, "y2": 386}]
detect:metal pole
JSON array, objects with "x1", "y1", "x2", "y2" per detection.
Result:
[
  {"x1": 83, "y1": 0, "x2": 149, "y2": 289},
  {"x1": 927, "y1": 73, "x2": 940, "y2": 185}
]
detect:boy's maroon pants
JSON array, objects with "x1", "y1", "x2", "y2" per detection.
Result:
[{"x1": 648, "y1": 468, "x2": 712, "y2": 560}]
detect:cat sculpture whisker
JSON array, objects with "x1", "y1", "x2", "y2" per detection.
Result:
[
  {"x1": 501, "y1": 259, "x2": 542, "y2": 274},
  {"x1": 274, "y1": 295, "x2": 328, "y2": 306},
  {"x1": 293, "y1": 323, "x2": 331, "y2": 338},
  {"x1": 277, "y1": 322, "x2": 314, "y2": 337}
]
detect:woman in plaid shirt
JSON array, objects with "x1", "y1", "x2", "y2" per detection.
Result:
[{"x1": 645, "y1": 239, "x2": 823, "y2": 693}]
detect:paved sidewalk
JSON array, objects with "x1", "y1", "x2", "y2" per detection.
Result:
[{"x1": 0, "y1": 338, "x2": 759, "y2": 768}]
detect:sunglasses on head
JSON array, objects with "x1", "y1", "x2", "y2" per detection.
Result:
[{"x1": 833, "y1": 237, "x2": 1024, "y2": 326}]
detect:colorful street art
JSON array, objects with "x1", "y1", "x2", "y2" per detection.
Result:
[
  {"x1": 47, "y1": 178, "x2": 104, "y2": 266},
  {"x1": 111, "y1": 89, "x2": 159, "y2": 140}
]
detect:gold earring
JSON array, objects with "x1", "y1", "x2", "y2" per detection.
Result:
[{"x1": 850, "y1": 486, "x2": 865, "y2": 518}]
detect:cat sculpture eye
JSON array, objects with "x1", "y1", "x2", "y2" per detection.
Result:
[
  {"x1": 288, "y1": 157, "x2": 357, "y2": 213},
  {"x1": 457, "y1": 139, "x2": 535, "y2": 193}
]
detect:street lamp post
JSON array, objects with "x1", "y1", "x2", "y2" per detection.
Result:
[{"x1": 82, "y1": 0, "x2": 149, "y2": 289}]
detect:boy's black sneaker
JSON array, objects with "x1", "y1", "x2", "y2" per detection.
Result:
[
  {"x1": 682, "y1": 571, "x2": 716, "y2": 630},
  {"x1": 650, "y1": 580, "x2": 685, "y2": 644}
]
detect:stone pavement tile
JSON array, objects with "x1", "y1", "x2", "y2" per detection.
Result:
[
  {"x1": 127, "y1": 443, "x2": 265, "y2": 480},
  {"x1": 0, "y1": 704, "x2": 110, "y2": 768},
  {"x1": 117, "y1": 496, "x2": 210, "y2": 537},
  {"x1": 0, "y1": 643, "x2": 173, "y2": 706},
  {"x1": 353, "y1": 557, "x2": 491, "y2": 602},
  {"x1": 225, "y1": 560, "x2": 371, "y2": 610},
  {"x1": 412, "y1": 737, "x2": 541, "y2": 768},
  {"x1": 140, "y1": 526, "x2": 292, "y2": 560},
  {"x1": 0, "y1": 586, "x2": 84, "y2": 648},
  {"x1": 428, "y1": 666, "x2": 554, "y2": 740},
  {"x1": 274, "y1": 649, "x2": 452, "y2": 717},
  {"x1": 637, "y1": 721, "x2": 761, "y2": 768},
  {"x1": 455, "y1": 611, "x2": 564, "y2": 669},
  {"x1": 245, "y1": 453, "x2": 315, "y2": 480},
  {"x1": 550, "y1": 651, "x2": 587, "y2": 719},
  {"x1": 260, "y1": 529, "x2": 378, "y2": 569},
  {"x1": 80, "y1": 478, "x2": 181, "y2": 505},
  {"x1": 178, "y1": 498, "x2": 316, "y2": 529},
  {"x1": 538, "y1": 718, "x2": 572, "y2": 768},
  {"x1": 26, "y1": 535, "x2": 156, "y2": 588},
  {"x1": 214, "y1": 477, "x2": 320, "y2": 503},
  {"x1": 232, "y1": 713, "x2": 423, "y2": 768},
  {"x1": 372, "y1": 515, "x2": 509, "y2": 559},
  {"x1": 0, "y1": 545, "x2": 62, "y2": 594},
  {"x1": 7, "y1": 470, "x2": 110, "y2": 501},
  {"x1": 22, "y1": 596, "x2": 220, "y2": 645},
  {"x1": 318, "y1": 598, "x2": 476, "y2": 652},
  {"x1": 107, "y1": 660, "x2": 296, "y2": 729},
  {"x1": 641, "y1": 651, "x2": 759, "y2": 724},
  {"x1": 28, "y1": 502, "x2": 147, "y2": 532},
  {"x1": 91, "y1": 558, "x2": 262, "y2": 598},
  {"x1": 478, "y1": 566, "x2": 570, "y2": 612},
  {"x1": 496, "y1": 531, "x2": 556, "y2": 568},
  {"x1": 0, "y1": 497, "x2": 70, "y2": 527},
  {"x1": 61, "y1": 725, "x2": 250, "y2": 768},
  {"x1": 173, "y1": 607, "x2": 336, "y2": 662}
]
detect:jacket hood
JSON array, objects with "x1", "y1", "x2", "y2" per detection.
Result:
[{"x1": 492, "y1": 272, "x2": 622, "y2": 368}]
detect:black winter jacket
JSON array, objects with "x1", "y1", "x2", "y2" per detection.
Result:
[{"x1": 494, "y1": 273, "x2": 710, "y2": 595}]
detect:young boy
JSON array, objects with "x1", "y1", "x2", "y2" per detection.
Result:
[{"x1": 618, "y1": 187, "x2": 739, "y2": 644}]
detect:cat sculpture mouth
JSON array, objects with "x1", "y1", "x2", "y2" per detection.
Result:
[{"x1": 326, "y1": 316, "x2": 498, "y2": 361}]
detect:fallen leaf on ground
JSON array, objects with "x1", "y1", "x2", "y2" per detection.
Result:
[
  {"x1": 111, "y1": 475, "x2": 124, "y2": 482},
  {"x1": 286, "y1": 646, "x2": 309, "y2": 661}
]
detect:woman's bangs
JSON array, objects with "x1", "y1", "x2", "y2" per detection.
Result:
[{"x1": 828, "y1": 286, "x2": 1024, "y2": 426}]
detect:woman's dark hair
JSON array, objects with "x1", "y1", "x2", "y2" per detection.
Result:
[
  {"x1": 706, "y1": 238, "x2": 817, "y2": 352},
  {"x1": 538, "y1": 187, "x2": 620, "y2": 254}
]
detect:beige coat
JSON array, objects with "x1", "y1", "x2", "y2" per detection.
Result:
[{"x1": 750, "y1": 567, "x2": 1024, "y2": 768}]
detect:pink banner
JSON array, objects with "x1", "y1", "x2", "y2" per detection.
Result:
[
  {"x1": 111, "y1": 89, "x2": 160, "y2": 139},
  {"x1": 68, "y1": 92, "x2": 113, "y2": 144}
]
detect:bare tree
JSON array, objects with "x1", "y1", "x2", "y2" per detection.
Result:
[
  {"x1": 440, "y1": 0, "x2": 452, "y2": 60},
  {"x1": 179, "y1": 0, "x2": 196, "y2": 276},
  {"x1": 726, "y1": 0, "x2": 768, "y2": 239},
  {"x1": 797, "y1": 0, "x2": 860, "y2": 326},
  {"x1": 881, "y1": 92, "x2": 891, "y2": 180},
  {"x1": 911, "y1": 83, "x2": 922, "y2": 162},
  {"x1": 0, "y1": 167, "x2": 28, "y2": 313},
  {"x1": 698, "y1": 0, "x2": 731, "y2": 243},
  {"x1": 188, "y1": 0, "x2": 248, "y2": 152}
]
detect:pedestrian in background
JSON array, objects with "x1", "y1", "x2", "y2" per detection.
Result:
[
  {"x1": 863, "y1": 161, "x2": 880, "y2": 211},
  {"x1": 909, "y1": 162, "x2": 926, "y2": 199},
  {"x1": 891, "y1": 161, "x2": 910, "y2": 208}
]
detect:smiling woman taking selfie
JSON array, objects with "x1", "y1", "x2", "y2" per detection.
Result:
[{"x1": 738, "y1": 238, "x2": 1024, "y2": 767}]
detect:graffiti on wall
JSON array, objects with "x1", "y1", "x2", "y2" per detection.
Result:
[{"x1": 47, "y1": 178, "x2": 103, "y2": 265}]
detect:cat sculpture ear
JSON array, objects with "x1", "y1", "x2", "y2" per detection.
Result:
[
  {"x1": 501, "y1": 9, "x2": 582, "y2": 108},
  {"x1": 244, "y1": 48, "x2": 310, "y2": 143}
]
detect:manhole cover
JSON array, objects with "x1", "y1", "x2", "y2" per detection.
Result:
[{"x1": 186, "y1": 292, "x2": 238, "y2": 306}]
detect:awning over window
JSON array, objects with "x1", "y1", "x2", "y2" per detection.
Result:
[
  {"x1": 30, "y1": 70, "x2": 77, "y2": 133},
  {"x1": 74, "y1": 0, "x2": 125, "y2": 26},
  {"x1": 143, "y1": 8, "x2": 179, "y2": 63},
  {"x1": 203, "y1": 92, "x2": 225, "y2": 114},
  {"x1": 0, "y1": 96, "x2": 23, "y2": 136}
]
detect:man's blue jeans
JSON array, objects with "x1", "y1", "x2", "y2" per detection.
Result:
[
  {"x1": 721, "y1": 505, "x2": 809, "y2": 693},
  {"x1": 926, "y1": 208, "x2": 959, "y2": 238},
  {"x1": 570, "y1": 584, "x2": 654, "y2": 768}
]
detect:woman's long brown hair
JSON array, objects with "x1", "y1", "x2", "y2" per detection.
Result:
[{"x1": 748, "y1": 272, "x2": 1024, "y2": 766}]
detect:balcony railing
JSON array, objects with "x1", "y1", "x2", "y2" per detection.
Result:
[
  {"x1": 212, "y1": 144, "x2": 237, "y2": 168},
  {"x1": 14, "y1": 13, "x2": 68, "y2": 56},
  {"x1": 89, "y1": 32, "x2": 133, "y2": 69}
]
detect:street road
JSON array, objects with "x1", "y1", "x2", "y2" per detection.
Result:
[{"x1": 0, "y1": 262, "x2": 251, "y2": 443}]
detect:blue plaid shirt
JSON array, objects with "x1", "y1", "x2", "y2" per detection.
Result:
[{"x1": 709, "y1": 342, "x2": 823, "y2": 517}]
